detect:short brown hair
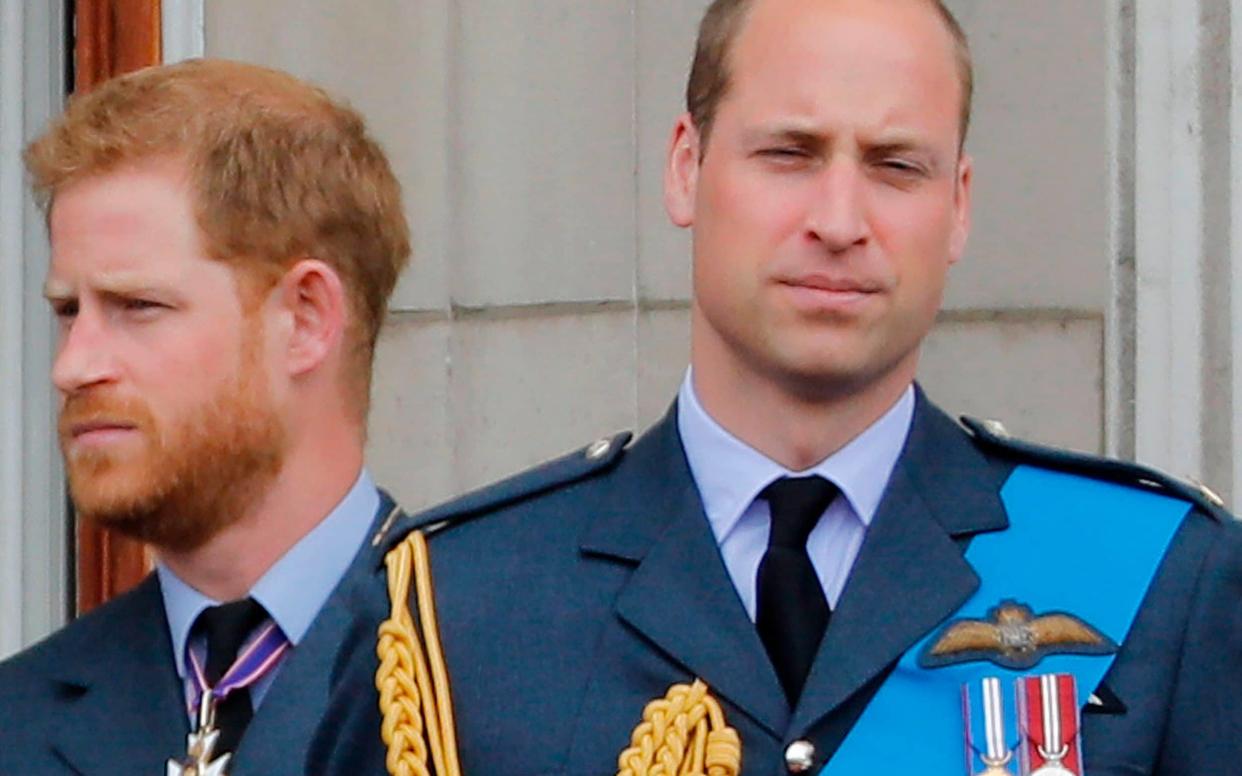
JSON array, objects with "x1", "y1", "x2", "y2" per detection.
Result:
[
  {"x1": 687, "y1": 0, "x2": 974, "y2": 150},
  {"x1": 25, "y1": 58, "x2": 411, "y2": 416}
]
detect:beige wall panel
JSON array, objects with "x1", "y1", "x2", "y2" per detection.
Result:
[
  {"x1": 943, "y1": 1, "x2": 1109, "y2": 312},
  {"x1": 366, "y1": 317, "x2": 455, "y2": 510},
  {"x1": 452, "y1": 4, "x2": 637, "y2": 307},
  {"x1": 204, "y1": 0, "x2": 451, "y2": 313},
  {"x1": 450, "y1": 311, "x2": 637, "y2": 491},
  {"x1": 637, "y1": 307, "x2": 692, "y2": 426},
  {"x1": 919, "y1": 317, "x2": 1103, "y2": 454},
  {"x1": 635, "y1": 1, "x2": 704, "y2": 302},
  {"x1": 205, "y1": 1, "x2": 1112, "y2": 499}
]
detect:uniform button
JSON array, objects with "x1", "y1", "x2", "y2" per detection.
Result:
[
  {"x1": 585, "y1": 438, "x2": 611, "y2": 460},
  {"x1": 785, "y1": 739, "x2": 815, "y2": 772},
  {"x1": 982, "y1": 418, "x2": 1010, "y2": 438}
]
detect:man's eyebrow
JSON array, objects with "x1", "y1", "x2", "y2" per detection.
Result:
[
  {"x1": 92, "y1": 271, "x2": 157, "y2": 293},
  {"x1": 868, "y1": 138, "x2": 924, "y2": 152},
  {"x1": 43, "y1": 273, "x2": 171, "y2": 301},
  {"x1": 42, "y1": 280, "x2": 73, "y2": 300},
  {"x1": 742, "y1": 125, "x2": 942, "y2": 154},
  {"x1": 744, "y1": 124, "x2": 825, "y2": 146},
  {"x1": 862, "y1": 125, "x2": 936, "y2": 149}
]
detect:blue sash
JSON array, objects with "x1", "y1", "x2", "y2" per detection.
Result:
[{"x1": 822, "y1": 465, "x2": 1189, "y2": 773}]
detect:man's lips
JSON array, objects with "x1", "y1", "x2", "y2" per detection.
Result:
[
  {"x1": 777, "y1": 273, "x2": 884, "y2": 294},
  {"x1": 66, "y1": 419, "x2": 140, "y2": 443},
  {"x1": 775, "y1": 275, "x2": 886, "y2": 310}
]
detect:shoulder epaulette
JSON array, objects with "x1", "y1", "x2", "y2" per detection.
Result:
[
  {"x1": 961, "y1": 415, "x2": 1232, "y2": 522},
  {"x1": 372, "y1": 431, "x2": 633, "y2": 554}
]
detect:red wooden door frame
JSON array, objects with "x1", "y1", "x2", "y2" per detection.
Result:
[{"x1": 72, "y1": 0, "x2": 162, "y2": 614}]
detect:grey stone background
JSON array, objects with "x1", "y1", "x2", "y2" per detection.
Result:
[{"x1": 204, "y1": 0, "x2": 1109, "y2": 511}]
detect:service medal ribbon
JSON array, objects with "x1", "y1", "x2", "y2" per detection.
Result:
[
  {"x1": 962, "y1": 677, "x2": 1020, "y2": 775},
  {"x1": 1018, "y1": 673, "x2": 1082, "y2": 776},
  {"x1": 169, "y1": 620, "x2": 290, "y2": 776},
  {"x1": 186, "y1": 620, "x2": 290, "y2": 714}
]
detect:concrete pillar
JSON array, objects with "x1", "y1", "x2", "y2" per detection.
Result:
[
  {"x1": 1127, "y1": 0, "x2": 1240, "y2": 502},
  {"x1": 0, "y1": 0, "x2": 69, "y2": 658}
]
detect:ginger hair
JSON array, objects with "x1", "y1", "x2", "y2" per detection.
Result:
[{"x1": 25, "y1": 58, "x2": 411, "y2": 416}]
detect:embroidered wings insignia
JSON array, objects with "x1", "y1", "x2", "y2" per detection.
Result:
[{"x1": 918, "y1": 599, "x2": 1117, "y2": 670}]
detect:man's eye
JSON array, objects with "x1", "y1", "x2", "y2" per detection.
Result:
[
  {"x1": 51, "y1": 301, "x2": 78, "y2": 319},
  {"x1": 124, "y1": 298, "x2": 164, "y2": 311},
  {"x1": 761, "y1": 147, "x2": 808, "y2": 158},
  {"x1": 878, "y1": 159, "x2": 924, "y2": 175},
  {"x1": 118, "y1": 298, "x2": 170, "y2": 319}
]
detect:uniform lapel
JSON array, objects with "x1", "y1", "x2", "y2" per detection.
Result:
[
  {"x1": 51, "y1": 576, "x2": 187, "y2": 776},
  {"x1": 790, "y1": 390, "x2": 1012, "y2": 736},
  {"x1": 580, "y1": 409, "x2": 789, "y2": 738}
]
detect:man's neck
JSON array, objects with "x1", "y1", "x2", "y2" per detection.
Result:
[
  {"x1": 690, "y1": 344, "x2": 917, "y2": 472},
  {"x1": 158, "y1": 436, "x2": 365, "y2": 602}
]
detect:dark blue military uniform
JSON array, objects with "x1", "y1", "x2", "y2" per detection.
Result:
[
  {"x1": 309, "y1": 391, "x2": 1242, "y2": 775},
  {"x1": 0, "y1": 495, "x2": 393, "y2": 776}
]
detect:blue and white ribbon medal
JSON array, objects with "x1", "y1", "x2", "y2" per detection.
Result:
[{"x1": 963, "y1": 677, "x2": 1020, "y2": 775}]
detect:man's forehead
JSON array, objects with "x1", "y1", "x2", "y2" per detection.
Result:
[
  {"x1": 731, "y1": 0, "x2": 960, "y2": 87},
  {"x1": 720, "y1": 0, "x2": 962, "y2": 137},
  {"x1": 740, "y1": 0, "x2": 953, "y2": 38}
]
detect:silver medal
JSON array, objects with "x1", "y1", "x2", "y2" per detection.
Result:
[
  {"x1": 974, "y1": 754, "x2": 1016, "y2": 776},
  {"x1": 166, "y1": 691, "x2": 232, "y2": 776},
  {"x1": 1029, "y1": 766, "x2": 1075, "y2": 776}
]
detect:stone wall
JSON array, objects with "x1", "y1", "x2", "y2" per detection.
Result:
[{"x1": 203, "y1": 0, "x2": 1115, "y2": 509}]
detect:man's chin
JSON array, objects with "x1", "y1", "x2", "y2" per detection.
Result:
[
  {"x1": 79, "y1": 503, "x2": 225, "y2": 554},
  {"x1": 69, "y1": 476, "x2": 212, "y2": 552}
]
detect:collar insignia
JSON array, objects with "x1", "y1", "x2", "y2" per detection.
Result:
[{"x1": 919, "y1": 600, "x2": 1116, "y2": 670}]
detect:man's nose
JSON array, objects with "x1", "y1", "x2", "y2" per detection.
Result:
[
  {"x1": 804, "y1": 159, "x2": 869, "y2": 252},
  {"x1": 51, "y1": 307, "x2": 118, "y2": 394}
]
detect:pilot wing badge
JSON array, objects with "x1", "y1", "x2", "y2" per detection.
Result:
[{"x1": 919, "y1": 600, "x2": 1117, "y2": 670}]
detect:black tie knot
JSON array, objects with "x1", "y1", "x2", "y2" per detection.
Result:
[
  {"x1": 762, "y1": 475, "x2": 839, "y2": 548},
  {"x1": 194, "y1": 597, "x2": 268, "y2": 686}
]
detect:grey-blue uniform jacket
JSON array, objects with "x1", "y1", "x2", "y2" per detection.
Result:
[
  {"x1": 0, "y1": 496, "x2": 392, "y2": 776},
  {"x1": 309, "y1": 391, "x2": 1242, "y2": 775}
]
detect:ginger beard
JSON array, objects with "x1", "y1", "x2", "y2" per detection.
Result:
[{"x1": 58, "y1": 322, "x2": 287, "y2": 553}]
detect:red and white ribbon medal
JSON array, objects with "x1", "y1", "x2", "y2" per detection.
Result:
[
  {"x1": 962, "y1": 677, "x2": 1020, "y2": 775},
  {"x1": 1018, "y1": 673, "x2": 1082, "y2": 776}
]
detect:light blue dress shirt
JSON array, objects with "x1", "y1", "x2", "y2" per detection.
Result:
[
  {"x1": 157, "y1": 468, "x2": 380, "y2": 715},
  {"x1": 677, "y1": 371, "x2": 914, "y2": 619}
]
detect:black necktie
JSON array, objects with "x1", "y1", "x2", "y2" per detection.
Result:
[
  {"x1": 193, "y1": 597, "x2": 269, "y2": 757},
  {"x1": 756, "y1": 475, "x2": 838, "y2": 705}
]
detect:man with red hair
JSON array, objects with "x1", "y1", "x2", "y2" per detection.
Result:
[{"x1": 0, "y1": 59, "x2": 411, "y2": 775}]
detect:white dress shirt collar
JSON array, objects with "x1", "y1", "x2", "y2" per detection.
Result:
[
  {"x1": 677, "y1": 369, "x2": 915, "y2": 547},
  {"x1": 157, "y1": 468, "x2": 380, "y2": 680}
]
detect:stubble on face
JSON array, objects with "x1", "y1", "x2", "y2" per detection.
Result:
[{"x1": 59, "y1": 324, "x2": 286, "y2": 553}]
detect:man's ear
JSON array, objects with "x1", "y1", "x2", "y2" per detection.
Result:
[
  {"x1": 664, "y1": 112, "x2": 702, "y2": 228},
  {"x1": 272, "y1": 259, "x2": 347, "y2": 378},
  {"x1": 948, "y1": 153, "x2": 973, "y2": 265}
]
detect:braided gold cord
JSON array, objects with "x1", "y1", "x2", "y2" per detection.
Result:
[
  {"x1": 376, "y1": 531, "x2": 462, "y2": 776},
  {"x1": 410, "y1": 531, "x2": 462, "y2": 774},
  {"x1": 617, "y1": 679, "x2": 742, "y2": 776}
]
